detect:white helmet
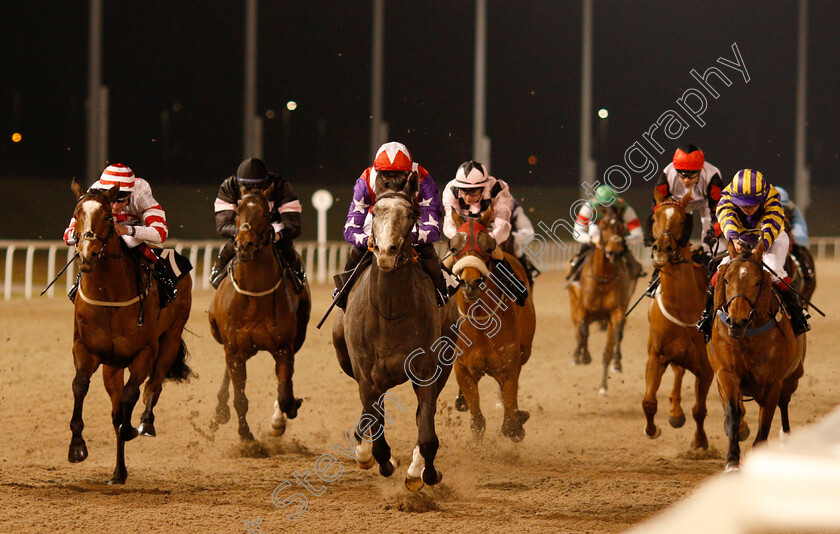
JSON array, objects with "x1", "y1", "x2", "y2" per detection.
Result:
[{"x1": 453, "y1": 161, "x2": 489, "y2": 189}]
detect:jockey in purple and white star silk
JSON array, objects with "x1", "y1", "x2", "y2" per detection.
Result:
[
  {"x1": 335, "y1": 142, "x2": 452, "y2": 307},
  {"x1": 343, "y1": 145, "x2": 443, "y2": 249}
]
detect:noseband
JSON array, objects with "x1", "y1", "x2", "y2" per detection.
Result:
[
  {"x1": 74, "y1": 192, "x2": 118, "y2": 255},
  {"x1": 236, "y1": 195, "x2": 273, "y2": 252},
  {"x1": 370, "y1": 192, "x2": 417, "y2": 268},
  {"x1": 721, "y1": 257, "x2": 766, "y2": 325}
]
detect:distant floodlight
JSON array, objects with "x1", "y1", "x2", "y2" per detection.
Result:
[
  {"x1": 598, "y1": 108, "x2": 609, "y2": 119},
  {"x1": 286, "y1": 101, "x2": 297, "y2": 111},
  {"x1": 11, "y1": 132, "x2": 22, "y2": 143}
]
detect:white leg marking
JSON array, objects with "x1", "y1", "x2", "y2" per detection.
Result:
[
  {"x1": 407, "y1": 445, "x2": 424, "y2": 478},
  {"x1": 356, "y1": 438, "x2": 373, "y2": 463},
  {"x1": 271, "y1": 400, "x2": 285, "y2": 429}
]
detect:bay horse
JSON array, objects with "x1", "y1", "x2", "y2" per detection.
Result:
[
  {"x1": 567, "y1": 206, "x2": 636, "y2": 394},
  {"x1": 209, "y1": 185, "x2": 311, "y2": 440},
  {"x1": 332, "y1": 189, "x2": 458, "y2": 491},
  {"x1": 643, "y1": 193, "x2": 713, "y2": 449},
  {"x1": 708, "y1": 241, "x2": 806, "y2": 471},
  {"x1": 448, "y1": 207, "x2": 536, "y2": 441},
  {"x1": 68, "y1": 179, "x2": 193, "y2": 484}
]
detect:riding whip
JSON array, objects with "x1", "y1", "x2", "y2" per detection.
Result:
[
  {"x1": 625, "y1": 271, "x2": 660, "y2": 317},
  {"x1": 761, "y1": 261, "x2": 825, "y2": 317},
  {"x1": 40, "y1": 252, "x2": 79, "y2": 296},
  {"x1": 316, "y1": 250, "x2": 372, "y2": 329}
]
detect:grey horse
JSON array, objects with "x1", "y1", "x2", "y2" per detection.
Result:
[{"x1": 332, "y1": 189, "x2": 457, "y2": 491}]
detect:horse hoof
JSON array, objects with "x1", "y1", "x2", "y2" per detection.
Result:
[
  {"x1": 239, "y1": 431, "x2": 256, "y2": 442},
  {"x1": 357, "y1": 455, "x2": 376, "y2": 470},
  {"x1": 454, "y1": 394, "x2": 468, "y2": 412},
  {"x1": 138, "y1": 422, "x2": 156, "y2": 437},
  {"x1": 422, "y1": 468, "x2": 443, "y2": 486},
  {"x1": 119, "y1": 424, "x2": 138, "y2": 442},
  {"x1": 68, "y1": 442, "x2": 88, "y2": 463},
  {"x1": 611, "y1": 361, "x2": 623, "y2": 373},
  {"x1": 107, "y1": 476, "x2": 126, "y2": 486},
  {"x1": 669, "y1": 414, "x2": 686, "y2": 429},
  {"x1": 645, "y1": 426, "x2": 662, "y2": 439},
  {"x1": 270, "y1": 419, "x2": 286, "y2": 437},
  {"x1": 598, "y1": 387, "x2": 607, "y2": 396},
  {"x1": 691, "y1": 437, "x2": 709, "y2": 451},
  {"x1": 405, "y1": 475, "x2": 425, "y2": 492},
  {"x1": 581, "y1": 353, "x2": 592, "y2": 365},
  {"x1": 515, "y1": 410, "x2": 530, "y2": 425},
  {"x1": 779, "y1": 428, "x2": 790, "y2": 441},
  {"x1": 379, "y1": 457, "x2": 399, "y2": 477},
  {"x1": 739, "y1": 422, "x2": 751, "y2": 442},
  {"x1": 724, "y1": 462, "x2": 741, "y2": 473},
  {"x1": 215, "y1": 404, "x2": 231, "y2": 425},
  {"x1": 285, "y1": 398, "x2": 303, "y2": 420}
]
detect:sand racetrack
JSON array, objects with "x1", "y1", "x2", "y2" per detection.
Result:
[{"x1": 2, "y1": 263, "x2": 839, "y2": 533}]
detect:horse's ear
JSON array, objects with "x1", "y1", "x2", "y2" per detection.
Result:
[
  {"x1": 713, "y1": 264, "x2": 728, "y2": 311},
  {"x1": 71, "y1": 177, "x2": 84, "y2": 200},
  {"x1": 679, "y1": 212, "x2": 694, "y2": 247},
  {"x1": 654, "y1": 187, "x2": 666, "y2": 205},
  {"x1": 727, "y1": 239, "x2": 738, "y2": 260},
  {"x1": 752, "y1": 240, "x2": 766, "y2": 261},
  {"x1": 480, "y1": 204, "x2": 494, "y2": 227},
  {"x1": 262, "y1": 183, "x2": 275, "y2": 200},
  {"x1": 680, "y1": 193, "x2": 692, "y2": 209},
  {"x1": 105, "y1": 184, "x2": 120, "y2": 204},
  {"x1": 406, "y1": 171, "x2": 419, "y2": 197},
  {"x1": 240, "y1": 185, "x2": 249, "y2": 198},
  {"x1": 451, "y1": 208, "x2": 463, "y2": 228}
]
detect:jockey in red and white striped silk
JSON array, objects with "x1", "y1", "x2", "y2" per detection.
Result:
[
  {"x1": 696, "y1": 169, "x2": 810, "y2": 339},
  {"x1": 209, "y1": 157, "x2": 305, "y2": 291},
  {"x1": 63, "y1": 163, "x2": 177, "y2": 305},
  {"x1": 334, "y1": 141, "x2": 453, "y2": 307},
  {"x1": 64, "y1": 163, "x2": 168, "y2": 247}
]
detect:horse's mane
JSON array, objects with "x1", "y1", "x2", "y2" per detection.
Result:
[{"x1": 713, "y1": 263, "x2": 729, "y2": 311}]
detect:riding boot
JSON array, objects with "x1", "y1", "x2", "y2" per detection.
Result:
[
  {"x1": 566, "y1": 244, "x2": 592, "y2": 281},
  {"x1": 623, "y1": 249, "x2": 645, "y2": 279},
  {"x1": 68, "y1": 272, "x2": 82, "y2": 303},
  {"x1": 779, "y1": 285, "x2": 811, "y2": 336},
  {"x1": 517, "y1": 254, "x2": 541, "y2": 287},
  {"x1": 416, "y1": 243, "x2": 452, "y2": 307},
  {"x1": 153, "y1": 261, "x2": 177, "y2": 308},
  {"x1": 490, "y1": 257, "x2": 528, "y2": 306},
  {"x1": 209, "y1": 241, "x2": 236, "y2": 289},
  {"x1": 696, "y1": 285, "x2": 716, "y2": 342},
  {"x1": 333, "y1": 246, "x2": 369, "y2": 309},
  {"x1": 278, "y1": 241, "x2": 305, "y2": 294}
]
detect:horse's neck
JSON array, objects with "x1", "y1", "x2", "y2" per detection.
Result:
[
  {"x1": 234, "y1": 246, "x2": 281, "y2": 280},
  {"x1": 80, "y1": 238, "x2": 136, "y2": 296},
  {"x1": 590, "y1": 247, "x2": 613, "y2": 278},
  {"x1": 369, "y1": 262, "x2": 417, "y2": 319},
  {"x1": 659, "y1": 260, "x2": 705, "y2": 310}
]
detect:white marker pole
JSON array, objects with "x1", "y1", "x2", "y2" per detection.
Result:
[{"x1": 311, "y1": 190, "x2": 334, "y2": 284}]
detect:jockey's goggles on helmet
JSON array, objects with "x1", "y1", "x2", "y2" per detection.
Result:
[
  {"x1": 114, "y1": 192, "x2": 132, "y2": 203},
  {"x1": 460, "y1": 187, "x2": 483, "y2": 196},
  {"x1": 676, "y1": 169, "x2": 700, "y2": 179}
]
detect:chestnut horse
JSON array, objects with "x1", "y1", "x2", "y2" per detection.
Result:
[
  {"x1": 708, "y1": 242, "x2": 806, "y2": 471},
  {"x1": 449, "y1": 207, "x2": 536, "y2": 441},
  {"x1": 68, "y1": 179, "x2": 193, "y2": 484},
  {"x1": 568, "y1": 207, "x2": 637, "y2": 394},
  {"x1": 209, "y1": 186, "x2": 311, "y2": 440},
  {"x1": 333, "y1": 189, "x2": 458, "y2": 491},
  {"x1": 643, "y1": 193, "x2": 713, "y2": 449}
]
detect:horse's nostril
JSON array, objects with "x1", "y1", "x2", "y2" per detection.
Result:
[{"x1": 388, "y1": 245, "x2": 397, "y2": 255}]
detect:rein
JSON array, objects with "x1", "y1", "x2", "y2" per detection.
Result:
[
  {"x1": 652, "y1": 201, "x2": 690, "y2": 265},
  {"x1": 230, "y1": 193, "x2": 287, "y2": 297},
  {"x1": 718, "y1": 257, "x2": 775, "y2": 335}
]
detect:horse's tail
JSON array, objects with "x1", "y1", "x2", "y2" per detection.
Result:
[{"x1": 166, "y1": 339, "x2": 195, "y2": 382}]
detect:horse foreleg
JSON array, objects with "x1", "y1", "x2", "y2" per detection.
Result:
[
  {"x1": 611, "y1": 309, "x2": 626, "y2": 373},
  {"x1": 668, "y1": 365, "x2": 686, "y2": 428},
  {"x1": 274, "y1": 346, "x2": 302, "y2": 421},
  {"x1": 642, "y1": 352, "x2": 666, "y2": 439},
  {"x1": 738, "y1": 399, "x2": 750, "y2": 442},
  {"x1": 572, "y1": 316, "x2": 591, "y2": 366},
  {"x1": 716, "y1": 370, "x2": 742, "y2": 471},
  {"x1": 499, "y1": 369, "x2": 528, "y2": 442},
  {"x1": 754, "y1": 385, "x2": 782, "y2": 446},
  {"x1": 215, "y1": 368, "x2": 231, "y2": 425},
  {"x1": 120, "y1": 347, "x2": 154, "y2": 443},
  {"x1": 226, "y1": 349, "x2": 253, "y2": 441},
  {"x1": 454, "y1": 360, "x2": 484, "y2": 440},
  {"x1": 139, "y1": 330, "x2": 187, "y2": 437},
  {"x1": 600, "y1": 314, "x2": 622, "y2": 395},
  {"x1": 356, "y1": 384, "x2": 397, "y2": 477},
  {"x1": 406, "y1": 382, "x2": 442, "y2": 491},
  {"x1": 68, "y1": 342, "x2": 100, "y2": 464},
  {"x1": 103, "y1": 366, "x2": 127, "y2": 484},
  {"x1": 691, "y1": 368, "x2": 712, "y2": 450}
]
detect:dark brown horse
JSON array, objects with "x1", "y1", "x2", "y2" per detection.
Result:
[
  {"x1": 209, "y1": 186, "x2": 311, "y2": 440},
  {"x1": 643, "y1": 193, "x2": 713, "y2": 448},
  {"x1": 68, "y1": 179, "x2": 193, "y2": 484},
  {"x1": 332, "y1": 189, "x2": 458, "y2": 491},
  {"x1": 449, "y1": 207, "x2": 536, "y2": 441},
  {"x1": 708, "y1": 242, "x2": 806, "y2": 471},
  {"x1": 568, "y1": 207, "x2": 637, "y2": 394}
]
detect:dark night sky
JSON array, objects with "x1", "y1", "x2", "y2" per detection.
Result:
[{"x1": 2, "y1": 1, "x2": 839, "y2": 198}]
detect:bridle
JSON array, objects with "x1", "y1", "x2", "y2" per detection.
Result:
[
  {"x1": 369, "y1": 191, "x2": 418, "y2": 269},
  {"x1": 73, "y1": 192, "x2": 123, "y2": 259},
  {"x1": 720, "y1": 257, "x2": 767, "y2": 326},
  {"x1": 652, "y1": 200, "x2": 689, "y2": 265},
  {"x1": 235, "y1": 193, "x2": 274, "y2": 254},
  {"x1": 452, "y1": 218, "x2": 491, "y2": 263}
]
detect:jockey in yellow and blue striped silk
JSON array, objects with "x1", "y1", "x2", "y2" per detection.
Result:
[{"x1": 696, "y1": 169, "x2": 810, "y2": 339}]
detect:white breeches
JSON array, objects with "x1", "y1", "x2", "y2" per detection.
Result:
[{"x1": 719, "y1": 231, "x2": 789, "y2": 282}]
